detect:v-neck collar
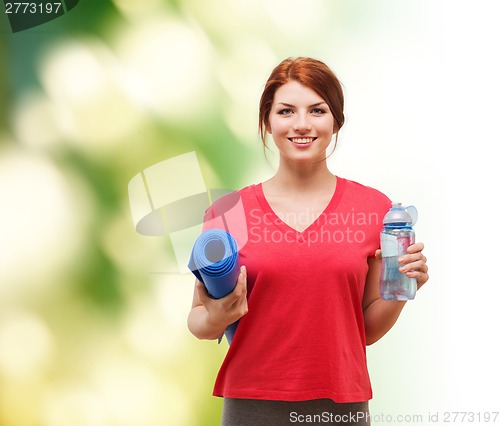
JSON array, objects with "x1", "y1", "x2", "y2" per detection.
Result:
[{"x1": 253, "y1": 177, "x2": 345, "y2": 242}]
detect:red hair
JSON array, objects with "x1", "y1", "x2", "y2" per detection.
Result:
[{"x1": 258, "y1": 57, "x2": 345, "y2": 147}]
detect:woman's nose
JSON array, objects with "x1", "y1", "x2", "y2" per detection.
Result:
[{"x1": 293, "y1": 113, "x2": 311, "y2": 133}]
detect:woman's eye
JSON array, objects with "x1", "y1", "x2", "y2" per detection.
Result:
[
  {"x1": 311, "y1": 108, "x2": 326, "y2": 115},
  {"x1": 277, "y1": 108, "x2": 293, "y2": 115}
]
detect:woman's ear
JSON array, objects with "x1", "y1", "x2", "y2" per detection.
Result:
[{"x1": 332, "y1": 120, "x2": 339, "y2": 134}]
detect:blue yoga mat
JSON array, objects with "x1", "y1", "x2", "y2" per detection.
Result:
[{"x1": 188, "y1": 228, "x2": 240, "y2": 344}]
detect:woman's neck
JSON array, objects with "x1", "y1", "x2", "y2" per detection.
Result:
[{"x1": 267, "y1": 159, "x2": 336, "y2": 194}]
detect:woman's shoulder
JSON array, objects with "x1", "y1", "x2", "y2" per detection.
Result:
[
  {"x1": 206, "y1": 184, "x2": 256, "y2": 216},
  {"x1": 211, "y1": 183, "x2": 255, "y2": 203},
  {"x1": 340, "y1": 176, "x2": 392, "y2": 206}
]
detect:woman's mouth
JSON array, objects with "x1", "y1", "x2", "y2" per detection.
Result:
[{"x1": 288, "y1": 137, "x2": 317, "y2": 147}]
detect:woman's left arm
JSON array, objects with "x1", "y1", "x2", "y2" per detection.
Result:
[{"x1": 362, "y1": 242, "x2": 429, "y2": 345}]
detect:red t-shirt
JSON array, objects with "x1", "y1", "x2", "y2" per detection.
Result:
[{"x1": 202, "y1": 177, "x2": 392, "y2": 403}]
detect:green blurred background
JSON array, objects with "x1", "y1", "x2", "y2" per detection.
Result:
[{"x1": 1, "y1": 1, "x2": 499, "y2": 425}]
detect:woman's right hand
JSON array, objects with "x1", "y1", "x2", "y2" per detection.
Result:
[{"x1": 194, "y1": 265, "x2": 249, "y2": 332}]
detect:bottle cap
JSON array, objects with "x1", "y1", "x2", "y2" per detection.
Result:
[{"x1": 383, "y1": 202, "x2": 418, "y2": 226}]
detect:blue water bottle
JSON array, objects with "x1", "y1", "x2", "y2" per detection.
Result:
[{"x1": 379, "y1": 203, "x2": 418, "y2": 301}]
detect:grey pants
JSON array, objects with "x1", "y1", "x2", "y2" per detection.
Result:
[{"x1": 221, "y1": 398, "x2": 371, "y2": 426}]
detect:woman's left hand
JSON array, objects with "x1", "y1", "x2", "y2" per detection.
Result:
[
  {"x1": 397, "y1": 242, "x2": 429, "y2": 290},
  {"x1": 375, "y1": 242, "x2": 429, "y2": 290}
]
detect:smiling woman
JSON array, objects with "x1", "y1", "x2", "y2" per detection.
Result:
[
  {"x1": 259, "y1": 57, "x2": 345, "y2": 150},
  {"x1": 266, "y1": 81, "x2": 335, "y2": 163},
  {"x1": 187, "y1": 57, "x2": 429, "y2": 426}
]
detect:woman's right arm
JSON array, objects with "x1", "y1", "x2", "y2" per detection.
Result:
[{"x1": 187, "y1": 265, "x2": 248, "y2": 340}]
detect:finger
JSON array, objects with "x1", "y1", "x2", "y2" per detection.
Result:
[
  {"x1": 399, "y1": 259, "x2": 428, "y2": 274},
  {"x1": 232, "y1": 266, "x2": 248, "y2": 302},
  {"x1": 221, "y1": 265, "x2": 247, "y2": 305},
  {"x1": 398, "y1": 252, "x2": 426, "y2": 264},
  {"x1": 411, "y1": 269, "x2": 429, "y2": 286},
  {"x1": 222, "y1": 283, "x2": 248, "y2": 323},
  {"x1": 227, "y1": 267, "x2": 248, "y2": 312},
  {"x1": 407, "y1": 272, "x2": 429, "y2": 290},
  {"x1": 233, "y1": 265, "x2": 247, "y2": 296},
  {"x1": 234, "y1": 292, "x2": 249, "y2": 317},
  {"x1": 407, "y1": 242, "x2": 424, "y2": 254},
  {"x1": 239, "y1": 265, "x2": 247, "y2": 281},
  {"x1": 417, "y1": 272, "x2": 429, "y2": 288},
  {"x1": 405, "y1": 267, "x2": 429, "y2": 278}
]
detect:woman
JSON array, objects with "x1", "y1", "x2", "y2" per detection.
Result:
[{"x1": 188, "y1": 57, "x2": 429, "y2": 425}]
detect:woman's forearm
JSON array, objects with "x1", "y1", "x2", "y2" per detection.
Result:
[
  {"x1": 363, "y1": 299, "x2": 407, "y2": 345},
  {"x1": 187, "y1": 305, "x2": 226, "y2": 340}
]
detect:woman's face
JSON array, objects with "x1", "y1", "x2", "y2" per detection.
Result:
[{"x1": 267, "y1": 80, "x2": 335, "y2": 163}]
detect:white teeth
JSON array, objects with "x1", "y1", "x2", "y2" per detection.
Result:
[{"x1": 290, "y1": 138, "x2": 314, "y2": 144}]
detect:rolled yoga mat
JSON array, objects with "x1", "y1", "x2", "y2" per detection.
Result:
[{"x1": 188, "y1": 228, "x2": 240, "y2": 344}]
